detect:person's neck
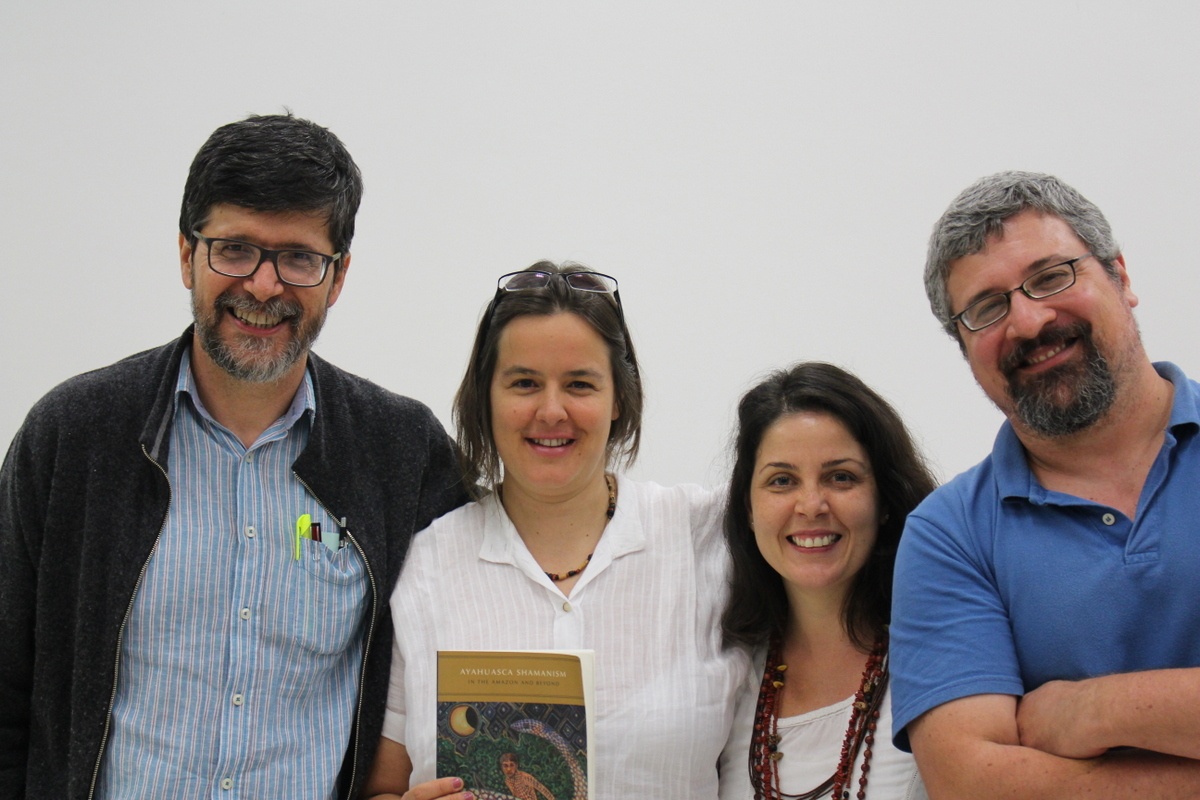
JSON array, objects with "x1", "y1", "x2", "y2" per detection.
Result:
[
  {"x1": 501, "y1": 471, "x2": 611, "y2": 542},
  {"x1": 1018, "y1": 358, "x2": 1173, "y2": 518},
  {"x1": 189, "y1": 340, "x2": 308, "y2": 449},
  {"x1": 499, "y1": 471, "x2": 613, "y2": 590},
  {"x1": 778, "y1": 585, "x2": 871, "y2": 715},
  {"x1": 783, "y1": 583, "x2": 858, "y2": 656}
]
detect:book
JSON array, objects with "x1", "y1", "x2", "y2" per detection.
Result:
[{"x1": 436, "y1": 650, "x2": 595, "y2": 800}]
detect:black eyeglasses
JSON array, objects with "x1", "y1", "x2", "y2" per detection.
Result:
[
  {"x1": 950, "y1": 254, "x2": 1090, "y2": 332},
  {"x1": 192, "y1": 231, "x2": 341, "y2": 288},
  {"x1": 498, "y1": 270, "x2": 620, "y2": 303},
  {"x1": 479, "y1": 269, "x2": 638, "y2": 378},
  {"x1": 475, "y1": 271, "x2": 624, "y2": 347},
  {"x1": 482, "y1": 269, "x2": 625, "y2": 328}
]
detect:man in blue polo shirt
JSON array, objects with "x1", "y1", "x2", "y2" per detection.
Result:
[
  {"x1": 891, "y1": 171, "x2": 1200, "y2": 798},
  {"x1": 0, "y1": 114, "x2": 466, "y2": 798}
]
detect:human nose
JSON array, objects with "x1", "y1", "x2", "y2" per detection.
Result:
[
  {"x1": 535, "y1": 387, "x2": 568, "y2": 423},
  {"x1": 243, "y1": 253, "x2": 286, "y2": 300},
  {"x1": 793, "y1": 484, "x2": 829, "y2": 517},
  {"x1": 1003, "y1": 289, "x2": 1056, "y2": 341}
]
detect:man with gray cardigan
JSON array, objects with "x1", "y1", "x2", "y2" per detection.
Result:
[{"x1": 0, "y1": 113, "x2": 465, "y2": 799}]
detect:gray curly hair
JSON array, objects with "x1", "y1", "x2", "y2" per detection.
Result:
[{"x1": 924, "y1": 171, "x2": 1121, "y2": 348}]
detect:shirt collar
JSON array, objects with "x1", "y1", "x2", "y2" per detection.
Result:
[
  {"x1": 478, "y1": 475, "x2": 646, "y2": 586},
  {"x1": 174, "y1": 346, "x2": 316, "y2": 432},
  {"x1": 994, "y1": 360, "x2": 1197, "y2": 501},
  {"x1": 1157, "y1": 361, "x2": 1200, "y2": 432}
]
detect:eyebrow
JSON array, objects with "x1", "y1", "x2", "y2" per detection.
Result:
[
  {"x1": 757, "y1": 457, "x2": 870, "y2": 474},
  {"x1": 211, "y1": 233, "x2": 329, "y2": 252},
  {"x1": 498, "y1": 365, "x2": 607, "y2": 380}
]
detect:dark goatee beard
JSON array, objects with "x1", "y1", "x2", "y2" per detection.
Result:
[{"x1": 1002, "y1": 322, "x2": 1116, "y2": 437}]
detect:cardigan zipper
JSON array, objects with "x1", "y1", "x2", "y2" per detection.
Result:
[
  {"x1": 294, "y1": 473, "x2": 380, "y2": 800},
  {"x1": 87, "y1": 445, "x2": 172, "y2": 800}
]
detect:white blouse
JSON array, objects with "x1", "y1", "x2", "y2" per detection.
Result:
[
  {"x1": 384, "y1": 477, "x2": 750, "y2": 799},
  {"x1": 719, "y1": 654, "x2": 927, "y2": 800}
]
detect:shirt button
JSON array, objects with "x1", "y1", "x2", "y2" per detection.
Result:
[
  {"x1": 220, "y1": 778, "x2": 233, "y2": 790},
  {"x1": 245, "y1": 453, "x2": 254, "y2": 463},
  {"x1": 1102, "y1": 513, "x2": 1116, "y2": 526},
  {"x1": 239, "y1": 608, "x2": 251, "y2": 620},
  {"x1": 245, "y1": 525, "x2": 256, "y2": 538},
  {"x1": 232, "y1": 693, "x2": 244, "y2": 706},
  {"x1": 562, "y1": 601, "x2": 572, "y2": 612}
]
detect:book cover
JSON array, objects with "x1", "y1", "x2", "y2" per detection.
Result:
[{"x1": 436, "y1": 650, "x2": 594, "y2": 800}]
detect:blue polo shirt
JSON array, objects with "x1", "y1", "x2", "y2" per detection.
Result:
[{"x1": 891, "y1": 362, "x2": 1200, "y2": 751}]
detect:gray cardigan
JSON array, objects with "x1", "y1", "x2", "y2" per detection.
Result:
[{"x1": 0, "y1": 328, "x2": 467, "y2": 799}]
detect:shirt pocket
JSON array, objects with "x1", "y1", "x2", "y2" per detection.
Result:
[{"x1": 287, "y1": 537, "x2": 369, "y2": 656}]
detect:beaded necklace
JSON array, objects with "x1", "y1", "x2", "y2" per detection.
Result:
[
  {"x1": 501, "y1": 474, "x2": 617, "y2": 583},
  {"x1": 749, "y1": 632, "x2": 888, "y2": 800}
]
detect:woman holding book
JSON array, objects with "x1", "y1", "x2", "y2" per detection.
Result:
[
  {"x1": 364, "y1": 262, "x2": 748, "y2": 800},
  {"x1": 717, "y1": 363, "x2": 935, "y2": 800}
]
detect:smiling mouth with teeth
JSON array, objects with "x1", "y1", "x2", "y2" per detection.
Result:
[
  {"x1": 787, "y1": 533, "x2": 841, "y2": 549},
  {"x1": 530, "y1": 438, "x2": 572, "y2": 447},
  {"x1": 233, "y1": 307, "x2": 285, "y2": 329},
  {"x1": 1023, "y1": 340, "x2": 1071, "y2": 366},
  {"x1": 1003, "y1": 323, "x2": 1091, "y2": 376}
]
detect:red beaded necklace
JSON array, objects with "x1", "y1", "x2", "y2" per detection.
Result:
[{"x1": 748, "y1": 632, "x2": 888, "y2": 800}]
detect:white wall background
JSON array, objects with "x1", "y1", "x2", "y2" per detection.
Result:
[{"x1": 3, "y1": 2, "x2": 1199, "y2": 488}]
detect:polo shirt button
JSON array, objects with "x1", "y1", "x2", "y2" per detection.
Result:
[
  {"x1": 562, "y1": 601, "x2": 572, "y2": 612},
  {"x1": 239, "y1": 608, "x2": 251, "y2": 620},
  {"x1": 220, "y1": 778, "x2": 233, "y2": 790},
  {"x1": 245, "y1": 525, "x2": 256, "y2": 538},
  {"x1": 1102, "y1": 513, "x2": 1116, "y2": 526},
  {"x1": 232, "y1": 693, "x2": 244, "y2": 706}
]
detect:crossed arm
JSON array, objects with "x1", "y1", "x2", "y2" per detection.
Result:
[{"x1": 910, "y1": 668, "x2": 1200, "y2": 800}]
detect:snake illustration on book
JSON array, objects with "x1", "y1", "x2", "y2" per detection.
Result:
[{"x1": 469, "y1": 719, "x2": 587, "y2": 800}]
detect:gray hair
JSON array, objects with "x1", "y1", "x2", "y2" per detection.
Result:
[{"x1": 925, "y1": 171, "x2": 1121, "y2": 345}]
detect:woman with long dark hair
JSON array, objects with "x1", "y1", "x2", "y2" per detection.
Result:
[{"x1": 718, "y1": 363, "x2": 935, "y2": 800}]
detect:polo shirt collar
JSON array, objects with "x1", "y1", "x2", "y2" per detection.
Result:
[{"x1": 994, "y1": 360, "x2": 1198, "y2": 502}]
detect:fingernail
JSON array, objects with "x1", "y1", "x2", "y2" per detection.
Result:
[{"x1": 452, "y1": 778, "x2": 464, "y2": 789}]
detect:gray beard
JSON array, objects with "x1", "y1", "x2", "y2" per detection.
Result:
[
  {"x1": 193, "y1": 291, "x2": 321, "y2": 384},
  {"x1": 1006, "y1": 333, "x2": 1116, "y2": 437}
]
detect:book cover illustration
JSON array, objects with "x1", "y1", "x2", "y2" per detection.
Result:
[{"x1": 437, "y1": 650, "x2": 593, "y2": 800}]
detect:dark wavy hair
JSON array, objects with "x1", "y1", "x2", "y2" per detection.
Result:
[
  {"x1": 452, "y1": 261, "x2": 643, "y2": 495},
  {"x1": 180, "y1": 112, "x2": 363, "y2": 257},
  {"x1": 721, "y1": 362, "x2": 937, "y2": 651}
]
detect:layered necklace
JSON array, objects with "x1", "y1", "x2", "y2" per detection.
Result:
[{"x1": 749, "y1": 631, "x2": 888, "y2": 800}]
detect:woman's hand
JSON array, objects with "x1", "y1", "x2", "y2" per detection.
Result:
[
  {"x1": 367, "y1": 776, "x2": 473, "y2": 800},
  {"x1": 362, "y1": 737, "x2": 473, "y2": 799}
]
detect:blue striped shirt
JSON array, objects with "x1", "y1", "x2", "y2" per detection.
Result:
[{"x1": 98, "y1": 350, "x2": 368, "y2": 799}]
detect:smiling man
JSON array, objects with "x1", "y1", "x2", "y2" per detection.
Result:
[
  {"x1": 889, "y1": 171, "x2": 1200, "y2": 798},
  {"x1": 0, "y1": 114, "x2": 466, "y2": 798}
]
